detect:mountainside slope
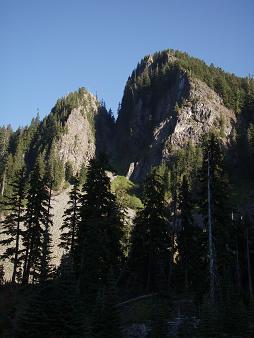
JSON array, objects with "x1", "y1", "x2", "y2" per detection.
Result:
[
  {"x1": 114, "y1": 49, "x2": 252, "y2": 180},
  {"x1": 0, "y1": 49, "x2": 254, "y2": 279}
]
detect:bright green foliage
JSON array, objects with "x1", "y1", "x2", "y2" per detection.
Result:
[
  {"x1": 0, "y1": 169, "x2": 26, "y2": 283},
  {"x1": 59, "y1": 177, "x2": 81, "y2": 254},
  {"x1": 111, "y1": 176, "x2": 143, "y2": 210},
  {"x1": 128, "y1": 170, "x2": 171, "y2": 292},
  {"x1": 76, "y1": 158, "x2": 124, "y2": 299}
]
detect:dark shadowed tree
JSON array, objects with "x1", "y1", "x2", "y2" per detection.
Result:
[
  {"x1": 59, "y1": 176, "x2": 81, "y2": 254},
  {"x1": 76, "y1": 158, "x2": 124, "y2": 300},
  {"x1": 128, "y1": 170, "x2": 171, "y2": 292},
  {"x1": 0, "y1": 169, "x2": 26, "y2": 283},
  {"x1": 22, "y1": 154, "x2": 53, "y2": 283}
]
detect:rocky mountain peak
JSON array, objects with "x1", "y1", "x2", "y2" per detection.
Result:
[
  {"x1": 115, "y1": 50, "x2": 238, "y2": 180},
  {"x1": 49, "y1": 87, "x2": 114, "y2": 174}
]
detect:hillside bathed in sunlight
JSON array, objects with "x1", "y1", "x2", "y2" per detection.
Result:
[{"x1": 0, "y1": 1, "x2": 254, "y2": 337}]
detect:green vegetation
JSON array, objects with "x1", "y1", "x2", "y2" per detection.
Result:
[
  {"x1": 0, "y1": 50, "x2": 254, "y2": 337},
  {"x1": 123, "y1": 48, "x2": 254, "y2": 115},
  {"x1": 111, "y1": 176, "x2": 143, "y2": 210}
]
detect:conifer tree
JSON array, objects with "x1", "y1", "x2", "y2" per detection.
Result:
[
  {"x1": 0, "y1": 169, "x2": 26, "y2": 283},
  {"x1": 59, "y1": 176, "x2": 81, "y2": 254},
  {"x1": 176, "y1": 175, "x2": 205, "y2": 294},
  {"x1": 17, "y1": 255, "x2": 87, "y2": 337},
  {"x1": 39, "y1": 174, "x2": 53, "y2": 283},
  {"x1": 76, "y1": 158, "x2": 124, "y2": 299},
  {"x1": 128, "y1": 170, "x2": 170, "y2": 292},
  {"x1": 200, "y1": 133, "x2": 233, "y2": 302},
  {"x1": 0, "y1": 126, "x2": 12, "y2": 197},
  {"x1": 22, "y1": 154, "x2": 53, "y2": 283},
  {"x1": 47, "y1": 142, "x2": 65, "y2": 190}
]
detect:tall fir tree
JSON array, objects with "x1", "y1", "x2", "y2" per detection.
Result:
[
  {"x1": 39, "y1": 171, "x2": 53, "y2": 283},
  {"x1": 176, "y1": 175, "x2": 206, "y2": 296},
  {"x1": 76, "y1": 158, "x2": 124, "y2": 299},
  {"x1": 59, "y1": 176, "x2": 81, "y2": 255},
  {"x1": 22, "y1": 154, "x2": 53, "y2": 283},
  {"x1": 200, "y1": 133, "x2": 234, "y2": 302},
  {"x1": 17, "y1": 254, "x2": 87, "y2": 338},
  {"x1": 0, "y1": 169, "x2": 26, "y2": 283},
  {"x1": 128, "y1": 170, "x2": 171, "y2": 292}
]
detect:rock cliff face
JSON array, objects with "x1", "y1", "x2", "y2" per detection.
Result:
[
  {"x1": 53, "y1": 90, "x2": 114, "y2": 173},
  {"x1": 42, "y1": 51, "x2": 238, "y2": 181},
  {"x1": 55, "y1": 107, "x2": 96, "y2": 173},
  {"x1": 115, "y1": 53, "x2": 236, "y2": 180}
]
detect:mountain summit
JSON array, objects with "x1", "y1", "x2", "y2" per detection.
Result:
[{"x1": 1, "y1": 49, "x2": 253, "y2": 191}]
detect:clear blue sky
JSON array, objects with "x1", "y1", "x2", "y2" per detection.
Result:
[{"x1": 0, "y1": 0, "x2": 253, "y2": 129}]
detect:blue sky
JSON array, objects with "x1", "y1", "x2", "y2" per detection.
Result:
[{"x1": 0, "y1": 0, "x2": 253, "y2": 129}]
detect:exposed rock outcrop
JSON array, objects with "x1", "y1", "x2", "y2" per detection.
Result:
[
  {"x1": 55, "y1": 107, "x2": 96, "y2": 173},
  {"x1": 54, "y1": 89, "x2": 114, "y2": 174},
  {"x1": 115, "y1": 53, "x2": 236, "y2": 180}
]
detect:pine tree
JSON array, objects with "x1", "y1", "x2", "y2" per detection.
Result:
[
  {"x1": 0, "y1": 169, "x2": 26, "y2": 283},
  {"x1": 47, "y1": 142, "x2": 65, "y2": 190},
  {"x1": 128, "y1": 170, "x2": 171, "y2": 292},
  {"x1": 0, "y1": 126, "x2": 12, "y2": 197},
  {"x1": 22, "y1": 154, "x2": 53, "y2": 284},
  {"x1": 176, "y1": 175, "x2": 206, "y2": 295},
  {"x1": 59, "y1": 176, "x2": 81, "y2": 254},
  {"x1": 39, "y1": 173, "x2": 54, "y2": 283},
  {"x1": 76, "y1": 158, "x2": 124, "y2": 299},
  {"x1": 17, "y1": 254, "x2": 88, "y2": 337},
  {"x1": 200, "y1": 133, "x2": 234, "y2": 302}
]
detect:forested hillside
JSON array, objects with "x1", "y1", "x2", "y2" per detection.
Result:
[{"x1": 0, "y1": 49, "x2": 254, "y2": 337}]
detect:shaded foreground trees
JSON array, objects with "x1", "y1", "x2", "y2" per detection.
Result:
[
  {"x1": 0, "y1": 136, "x2": 253, "y2": 337},
  {"x1": 128, "y1": 170, "x2": 170, "y2": 292},
  {"x1": 75, "y1": 158, "x2": 124, "y2": 299},
  {"x1": 0, "y1": 169, "x2": 26, "y2": 283}
]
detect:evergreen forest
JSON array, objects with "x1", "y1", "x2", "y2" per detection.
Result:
[{"x1": 0, "y1": 50, "x2": 254, "y2": 337}]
